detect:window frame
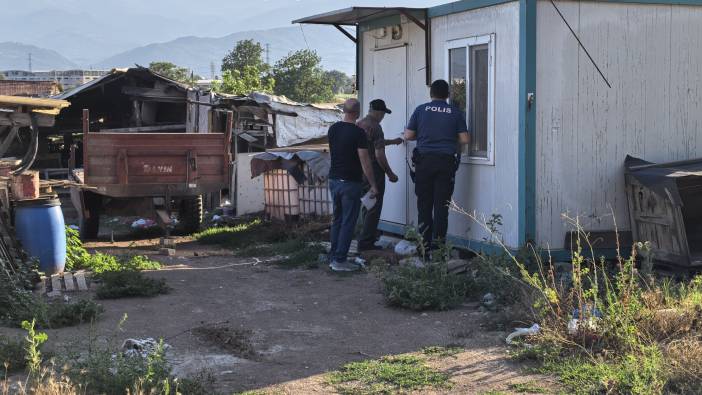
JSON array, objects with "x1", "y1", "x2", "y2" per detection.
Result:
[{"x1": 445, "y1": 34, "x2": 496, "y2": 165}]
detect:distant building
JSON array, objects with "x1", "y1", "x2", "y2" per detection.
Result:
[
  {"x1": 0, "y1": 80, "x2": 62, "y2": 97},
  {"x1": 0, "y1": 69, "x2": 109, "y2": 90},
  {"x1": 195, "y1": 79, "x2": 220, "y2": 90}
]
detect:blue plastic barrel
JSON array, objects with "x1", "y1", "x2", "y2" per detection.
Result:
[{"x1": 14, "y1": 198, "x2": 66, "y2": 274}]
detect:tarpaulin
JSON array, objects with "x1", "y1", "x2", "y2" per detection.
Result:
[
  {"x1": 251, "y1": 151, "x2": 331, "y2": 184},
  {"x1": 625, "y1": 155, "x2": 702, "y2": 205}
]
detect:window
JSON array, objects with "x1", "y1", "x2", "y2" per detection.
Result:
[{"x1": 446, "y1": 34, "x2": 495, "y2": 164}]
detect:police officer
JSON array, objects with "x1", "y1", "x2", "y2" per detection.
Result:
[{"x1": 404, "y1": 80, "x2": 470, "y2": 252}]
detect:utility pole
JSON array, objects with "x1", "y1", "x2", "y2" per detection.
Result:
[
  {"x1": 265, "y1": 43, "x2": 270, "y2": 65},
  {"x1": 28, "y1": 53, "x2": 32, "y2": 72}
]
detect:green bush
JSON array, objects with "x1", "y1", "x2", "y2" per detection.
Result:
[
  {"x1": 95, "y1": 271, "x2": 170, "y2": 299},
  {"x1": 66, "y1": 226, "x2": 160, "y2": 273},
  {"x1": 0, "y1": 336, "x2": 26, "y2": 372},
  {"x1": 382, "y1": 262, "x2": 469, "y2": 311}
]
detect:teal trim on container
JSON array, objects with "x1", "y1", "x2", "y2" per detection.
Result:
[
  {"x1": 427, "y1": 0, "x2": 701, "y2": 19},
  {"x1": 518, "y1": 0, "x2": 537, "y2": 246},
  {"x1": 428, "y1": 0, "x2": 517, "y2": 17}
]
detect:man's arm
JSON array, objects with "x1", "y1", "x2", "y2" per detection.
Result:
[
  {"x1": 404, "y1": 128, "x2": 417, "y2": 141},
  {"x1": 458, "y1": 132, "x2": 470, "y2": 146},
  {"x1": 358, "y1": 149, "x2": 379, "y2": 196},
  {"x1": 375, "y1": 148, "x2": 398, "y2": 182},
  {"x1": 384, "y1": 137, "x2": 404, "y2": 145}
]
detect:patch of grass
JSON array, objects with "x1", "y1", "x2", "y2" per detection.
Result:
[
  {"x1": 66, "y1": 226, "x2": 160, "y2": 273},
  {"x1": 194, "y1": 219, "x2": 287, "y2": 250},
  {"x1": 509, "y1": 381, "x2": 549, "y2": 393},
  {"x1": 94, "y1": 270, "x2": 170, "y2": 299},
  {"x1": 239, "y1": 238, "x2": 326, "y2": 269},
  {"x1": 44, "y1": 299, "x2": 104, "y2": 328},
  {"x1": 328, "y1": 354, "x2": 451, "y2": 394},
  {"x1": 0, "y1": 336, "x2": 26, "y2": 372},
  {"x1": 421, "y1": 345, "x2": 463, "y2": 358},
  {"x1": 382, "y1": 262, "x2": 469, "y2": 311}
]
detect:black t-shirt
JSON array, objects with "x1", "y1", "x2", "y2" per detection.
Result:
[{"x1": 328, "y1": 121, "x2": 368, "y2": 182}]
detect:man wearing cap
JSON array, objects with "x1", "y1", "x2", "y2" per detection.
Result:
[
  {"x1": 327, "y1": 98, "x2": 379, "y2": 272},
  {"x1": 356, "y1": 99, "x2": 403, "y2": 251},
  {"x1": 404, "y1": 80, "x2": 470, "y2": 253}
]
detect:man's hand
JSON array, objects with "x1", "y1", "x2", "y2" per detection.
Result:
[
  {"x1": 369, "y1": 185, "x2": 379, "y2": 198},
  {"x1": 387, "y1": 172, "x2": 399, "y2": 183},
  {"x1": 387, "y1": 137, "x2": 404, "y2": 146}
]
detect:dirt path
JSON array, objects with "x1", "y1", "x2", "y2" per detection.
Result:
[{"x1": 2, "y1": 238, "x2": 555, "y2": 394}]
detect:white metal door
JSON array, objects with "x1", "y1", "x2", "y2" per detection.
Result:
[{"x1": 372, "y1": 46, "x2": 407, "y2": 225}]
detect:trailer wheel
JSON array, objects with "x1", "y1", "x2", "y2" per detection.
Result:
[
  {"x1": 179, "y1": 195, "x2": 203, "y2": 234},
  {"x1": 80, "y1": 192, "x2": 101, "y2": 240}
]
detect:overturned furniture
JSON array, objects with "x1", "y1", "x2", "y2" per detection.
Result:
[{"x1": 625, "y1": 155, "x2": 702, "y2": 268}]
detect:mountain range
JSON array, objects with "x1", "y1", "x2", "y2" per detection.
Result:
[{"x1": 0, "y1": 24, "x2": 354, "y2": 76}]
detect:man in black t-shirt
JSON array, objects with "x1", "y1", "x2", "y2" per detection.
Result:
[{"x1": 327, "y1": 99, "x2": 378, "y2": 272}]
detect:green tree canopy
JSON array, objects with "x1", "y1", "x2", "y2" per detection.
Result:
[
  {"x1": 272, "y1": 50, "x2": 334, "y2": 104},
  {"x1": 324, "y1": 70, "x2": 354, "y2": 95},
  {"x1": 148, "y1": 61, "x2": 199, "y2": 84},
  {"x1": 221, "y1": 39, "x2": 267, "y2": 74},
  {"x1": 215, "y1": 66, "x2": 275, "y2": 96}
]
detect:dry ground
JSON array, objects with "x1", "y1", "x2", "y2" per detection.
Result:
[{"x1": 1, "y1": 237, "x2": 557, "y2": 394}]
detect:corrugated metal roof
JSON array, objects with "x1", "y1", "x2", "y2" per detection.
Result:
[
  {"x1": 53, "y1": 66, "x2": 189, "y2": 100},
  {"x1": 293, "y1": 7, "x2": 425, "y2": 25}
]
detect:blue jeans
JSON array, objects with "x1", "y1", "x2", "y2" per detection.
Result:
[{"x1": 329, "y1": 179, "x2": 362, "y2": 263}]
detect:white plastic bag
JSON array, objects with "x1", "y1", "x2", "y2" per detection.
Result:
[
  {"x1": 506, "y1": 324, "x2": 541, "y2": 345},
  {"x1": 360, "y1": 191, "x2": 377, "y2": 210},
  {"x1": 394, "y1": 239, "x2": 417, "y2": 256}
]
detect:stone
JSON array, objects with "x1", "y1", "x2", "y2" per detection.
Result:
[{"x1": 160, "y1": 248, "x2": 176, "y2": 256}]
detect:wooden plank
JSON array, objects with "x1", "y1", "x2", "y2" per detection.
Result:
[
  {"x1": 0, "y1": 95, "x2": 69, "y2": 109},
  {"x1": 50, "y1": 274, "x2": 62, "y2": 293},
  {"x1": 99, "y1": 124, "x2": 186, "y2": 133},
  {"x1": 0, "y1": 112, "x2": 55, "y2": 127},
  {"x1": 74, "y1": 271, "x2": 88, "y2": 291},
  {"x1": 63, "y1": 272, "x2": 75, "y2": 291}
]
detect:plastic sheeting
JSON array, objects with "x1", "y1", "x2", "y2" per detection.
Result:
[
  {"x1": 250, "y1": 92, "x2": 341, "y2": 147},
  {"x1": 251, "y1": 151, "x2": 331, "y2": 183}
]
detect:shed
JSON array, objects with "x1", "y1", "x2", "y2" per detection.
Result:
[{"x1": 296, "y1": 0, "x2": 702, "y2": 257}]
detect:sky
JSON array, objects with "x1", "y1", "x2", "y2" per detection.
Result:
[{"x1": 0, "y1": 0, "x2": 447, "y2": 66}]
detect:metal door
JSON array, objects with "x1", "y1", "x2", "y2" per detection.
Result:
[{"x1": 372, "y1": 46, "x2": 408, "y2": 225}]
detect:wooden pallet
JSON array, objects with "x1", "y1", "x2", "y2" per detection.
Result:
[{"x1": 39, "y1": 270, "x2": 89, "y2": 296}]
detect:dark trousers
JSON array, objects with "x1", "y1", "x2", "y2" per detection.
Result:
[
  {"x1": 415, "y1": 154, "x2": 457, "y2": 249},
  {"x1": 329, "y1": 179, "x2": 362, "y2": 263},
  {"x1": 359, "y1": 164, "x2": 386, "y2": 249}
]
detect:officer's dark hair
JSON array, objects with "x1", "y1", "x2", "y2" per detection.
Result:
[{"x1": 430, "y1": 79, "x2": 450, "y2": 100}]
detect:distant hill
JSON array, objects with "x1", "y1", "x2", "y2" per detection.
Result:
[
  {"x1": 95, "y1": 25, "x2": 356, "y2": 77},
  {"x1": 0, "y1": 42, "x2": 78, "y2": 71}
]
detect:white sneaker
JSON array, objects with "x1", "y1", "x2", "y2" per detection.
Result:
[{"x1": 330, "y1": 261, "x2": 360, "y2": 272}]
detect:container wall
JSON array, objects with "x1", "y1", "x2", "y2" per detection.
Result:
[
  {"x1": 535, "y1": 1, "x2": 702, "y2": 248},
  {"x1": 431, "y1": 2, "x2": 521, "y2": 247}
]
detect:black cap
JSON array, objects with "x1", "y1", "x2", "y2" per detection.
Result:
[{"x1": 369, "y1": 99, "x2": 392, "y2": 114}]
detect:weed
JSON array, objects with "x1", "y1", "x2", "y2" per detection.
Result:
[
  {"x1": 509, "y1": 381, "x2": 548, "y2": 393},
  {"x1": 382, "y1": 262, "x2": 469, "y2": 311},
  {"x1": 328, "y1": 354, "x2": 451, "y2": 394},
  {"x1": 21, "y1": 319, "x2": 47, "y2": 375},
  {"x1": 0, "y1": 336, "x2": 25, "y2": 373},
  {"x1": 95, "y1": 271, "x2": 170, "y2": 299},
  {"x1": 66, "y1": 227, "x2": 160, "y2": 273},
  {"x1": 43, "y1": 299, "x2": 103, "y2": 328},
  {"x1": 421, "y1": 345, "x2": 463, "y2": 358},
  {"x1": 174, "y1": 369, "x2": 217, "y2": 395}
]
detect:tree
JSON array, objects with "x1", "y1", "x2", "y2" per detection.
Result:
[
  {"x1": 148, "y1": 61, "x2": 200, "y2": 84},
  {"x1": 221, "y1": 39, "x2": 267, "y2": 74},
  {"x1": 215, "y1": 66, "x2": 275, "y2": 96},
  {"x1": 324, "y1": 70, "x2": 354, "y2": 95},
  {"x1": 272, "y1": 50, "x2": 334, "y2": 103}
]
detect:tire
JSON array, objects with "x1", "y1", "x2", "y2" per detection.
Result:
[
  {"x1": 80, "y1": 192, "x2": 101, "y2": 240},
  {"x1": 179, "y1": 195, "x2": 203, "y2": 234}
]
